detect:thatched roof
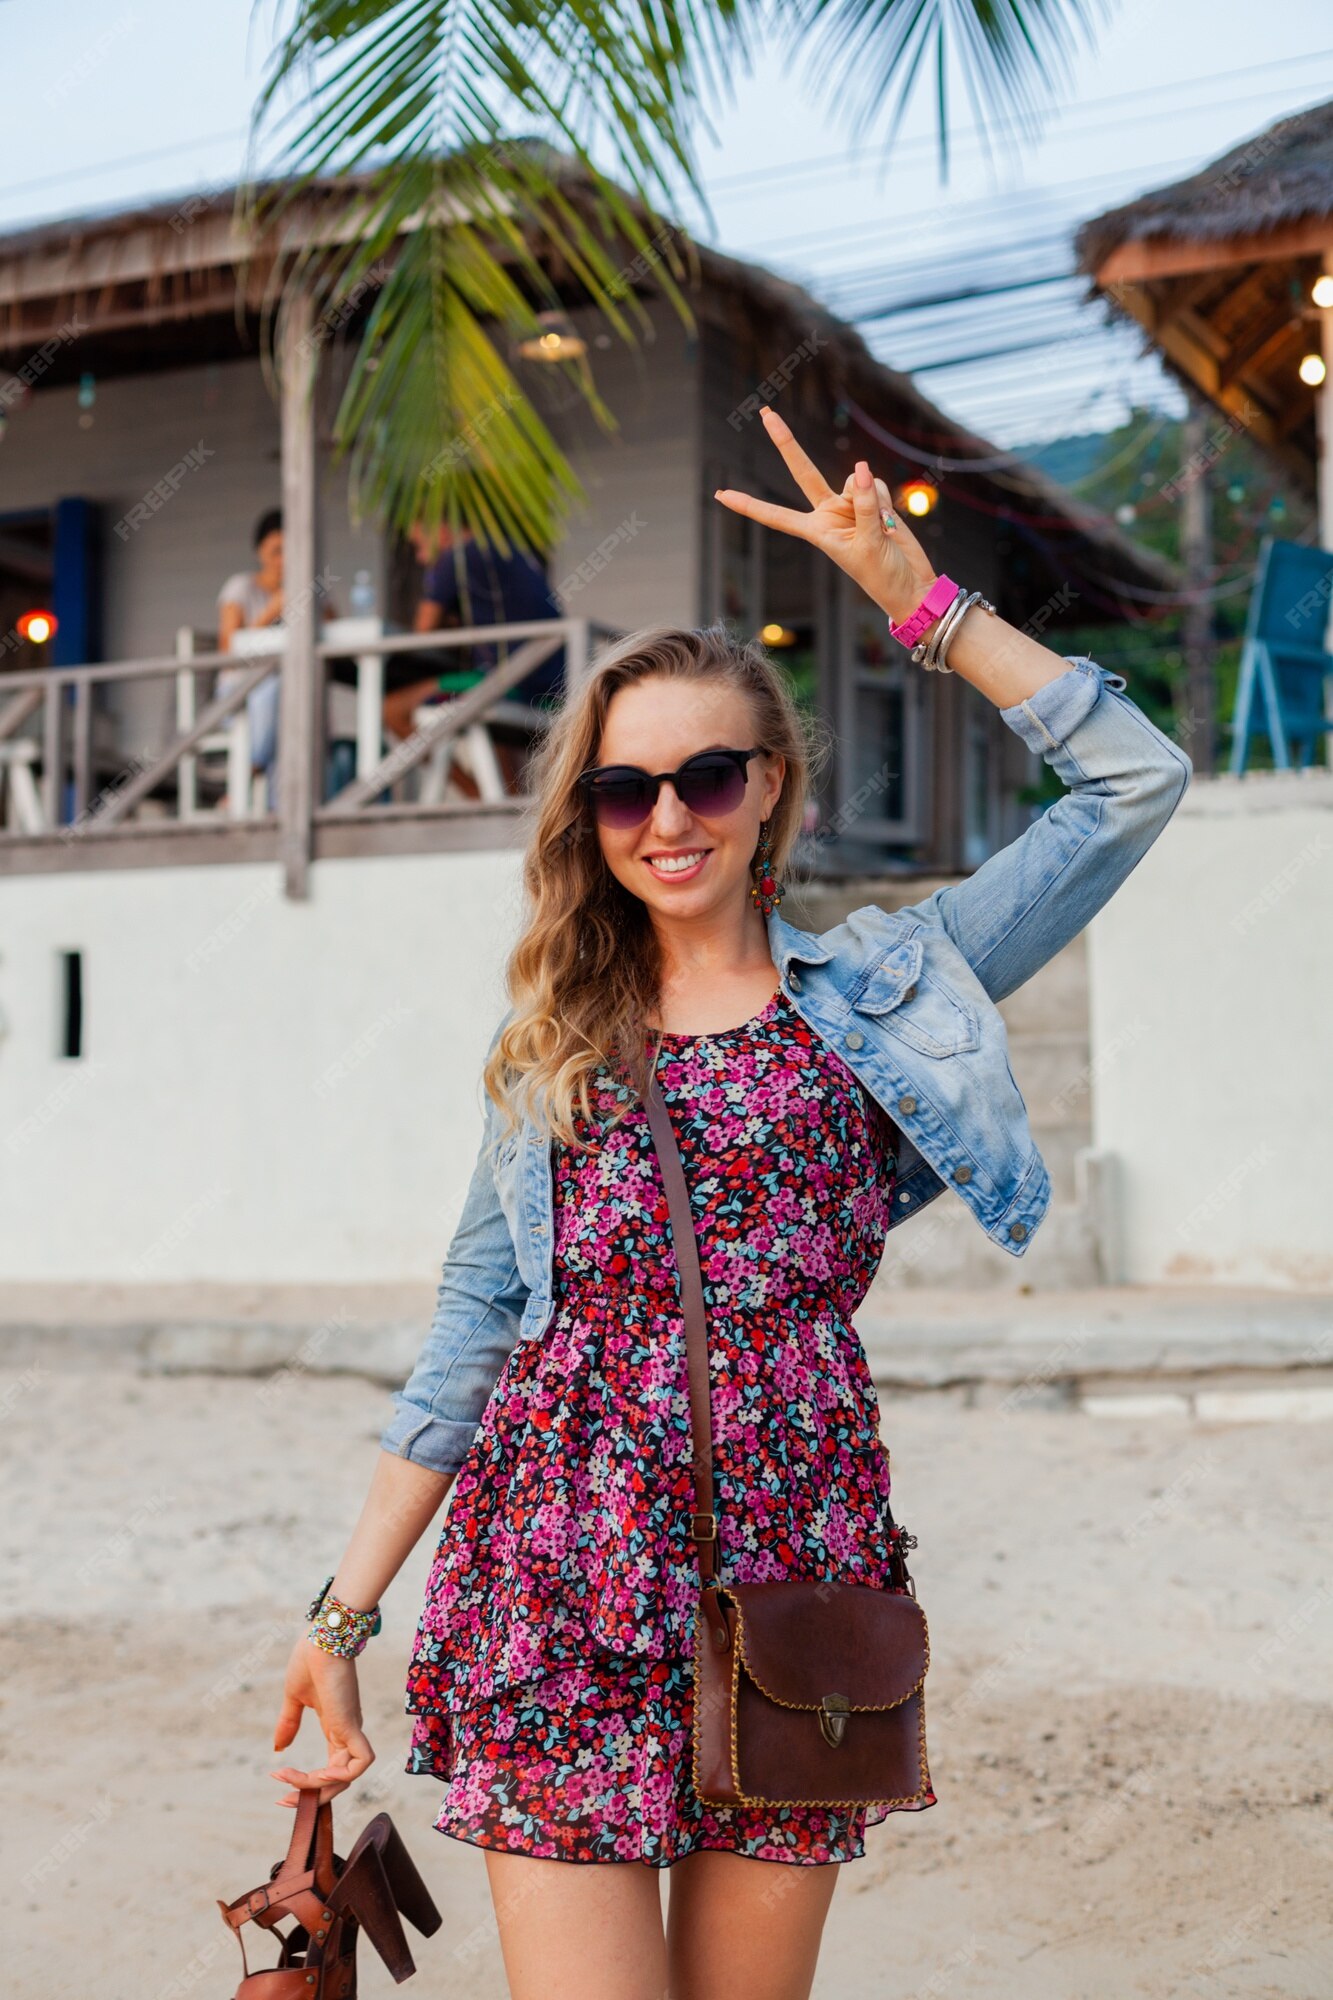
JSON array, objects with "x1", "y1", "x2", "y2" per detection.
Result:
[{"x1": 1075, "y1": 97, "x2": 1333, "y2": 275}]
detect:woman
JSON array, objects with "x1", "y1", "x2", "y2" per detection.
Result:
[
  {"x1": 269, "y1": 410, "x2": 1191, "y2": 1999},
  {"x1": 216, "y1": 508, "x2": 285, "y2": 809}
]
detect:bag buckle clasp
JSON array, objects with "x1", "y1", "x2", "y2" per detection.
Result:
[{"x1": 819, "y1": 1693, "x2": 851, "y2": 1749}]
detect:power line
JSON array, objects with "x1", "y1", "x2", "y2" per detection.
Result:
[
  {"x1": 1, "y1": 128, "x2": 248, "y2": 205},
  {"x1": 702, "y1": 53, "x2": 1333, "y2": 200},
  {"x1": 754, "y1": 154, "x2": 1202, "y2": 267}
]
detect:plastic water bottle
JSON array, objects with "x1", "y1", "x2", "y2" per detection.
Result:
[{"x1": 350, "y1": 569, "x2": 376, "y2": 617}]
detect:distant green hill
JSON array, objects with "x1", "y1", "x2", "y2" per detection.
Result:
[{"x1": 1015, "y1": 431, "x2": 1113, "y2": 488}]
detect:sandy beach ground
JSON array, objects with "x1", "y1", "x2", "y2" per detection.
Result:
[{"x1": 3, "y1": 1348, "x2": 1330, "y2": 2000}]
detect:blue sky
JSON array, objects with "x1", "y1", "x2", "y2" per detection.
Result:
[{"x1": 7, "y1": 0, "x2": 1332, "y2": 443}]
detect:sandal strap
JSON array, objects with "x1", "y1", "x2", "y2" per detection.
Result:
[
  {"x1": 219, "y1": 1869, "x2": 332, "y2": 1940},
  {"x1": 232, "y1": 1971, "x2": 333, "y2": 1999}
]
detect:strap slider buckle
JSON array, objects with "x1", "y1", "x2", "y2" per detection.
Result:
[{"x1": 691, "y1": 1512, "x2": 717, "y2": 1542}]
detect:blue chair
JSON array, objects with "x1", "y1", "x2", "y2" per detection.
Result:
[{"x1": 1229, "y1": 536, "x2": 1333, "y2": 772}]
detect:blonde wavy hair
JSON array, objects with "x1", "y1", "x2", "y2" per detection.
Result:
[{"x1": 483, "y1": 625, "x2": 829, "y2": 1149}]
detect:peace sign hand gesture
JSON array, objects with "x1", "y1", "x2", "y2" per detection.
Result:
[{"x1": 714, "y1": 409, "x2": 939, "y2": 630}]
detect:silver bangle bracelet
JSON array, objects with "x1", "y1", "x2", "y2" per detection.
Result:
[
  {"x1": 912, "y1": 588, "x2": 996, "y2": 672},
  {"x1": 912, "y1": 586, "x2": 972, "y2": 672},
  {"x1": 936, "y1": 591, "x2": 996, "y2": 671}
]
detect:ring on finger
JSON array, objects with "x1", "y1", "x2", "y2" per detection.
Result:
[{"x1": 881, "y1": 510, "x2": 897, "y2": 531}]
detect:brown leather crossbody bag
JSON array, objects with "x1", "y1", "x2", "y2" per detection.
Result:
[{"x1": 644, "y1": 1073, "x2": 934, "y2": 1811}]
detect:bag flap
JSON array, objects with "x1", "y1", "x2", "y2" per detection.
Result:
[{"x1": 726, "y1": 1580, "x2": 928, "y2": 1711}]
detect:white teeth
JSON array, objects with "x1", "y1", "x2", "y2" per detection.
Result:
[{"x1": 648, "y1": 851, "x2": 705, "y2": 874}]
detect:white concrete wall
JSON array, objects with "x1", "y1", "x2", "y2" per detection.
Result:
[
  {"x1": 0, "y1": 849, "x2": 525, "y2": 1283},
  {"x1": 542, "y1": 298, "x2": 702, "y2": 629},
  {"x1": 1088, "y1": 768, "x2": 1333, "y2": 1289}
]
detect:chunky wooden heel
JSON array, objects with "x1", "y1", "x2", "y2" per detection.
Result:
[{"x1": 217, "y1": 1790, "x2": 441, "y2": 1997}]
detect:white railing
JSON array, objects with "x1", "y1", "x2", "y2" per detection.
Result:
[{"x1": 0, "y1": 618, "x2": 618, "y2": 885}]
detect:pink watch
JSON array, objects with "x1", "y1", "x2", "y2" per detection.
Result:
[{"x1": 888, "y1": 575, "x2": 958, "y2": 648}]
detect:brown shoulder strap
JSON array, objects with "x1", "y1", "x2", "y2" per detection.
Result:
[
  {"x1": 642, "y1": 1073, "x2": 722, "y2": 1595},
  {"x1": 641, "y1": 1068, "x2": 913, "y2": 1601}
]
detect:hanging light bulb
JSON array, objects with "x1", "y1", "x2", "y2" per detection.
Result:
[
  {"x1": 517, "y1": 311, "x2": 587, "y2": 362},
  {"x1": 1298, "y1": 352, "x2": 1326, "y2": 387},
  {"x1": 1311, "y1": 275, "x2": 1333, "y2": 309}
]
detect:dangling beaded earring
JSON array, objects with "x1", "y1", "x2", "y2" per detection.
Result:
[{"x1": 749, "y1": 817, "x2": 783, "y2": 916}]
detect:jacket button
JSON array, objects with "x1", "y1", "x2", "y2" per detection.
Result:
[
  {"x1": 903, "y1": 983, "x2": 917, "y2": 1001},
  {"x1": 897, "y1": 1094, "x2": 916, "y2": 1116},
  {"x1": 845, "y1": 1030, "x2": 864, "y2": 1051},
  {"x1": 787, "y1": 969, "x2": 802, "y2": 993},
  {"x1": 952, "y1": 1164, "x2": 972, "y2": 1184},
  {"x1": 1008, "y1": 1220, "x2": 1027, "y2": 1241}
]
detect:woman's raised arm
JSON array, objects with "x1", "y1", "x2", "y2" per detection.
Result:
[
  {"x1": 715, "y1": 407, "x2": 1071, "y2": 708},
  {"x1": 716, "y1": 412, "x2": 1192, "y2": 1000}
]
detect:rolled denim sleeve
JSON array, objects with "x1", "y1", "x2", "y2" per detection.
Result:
[
  {"x1": 379, "y1": 1079, "x2": 530, "y2": 1477},
  {"x1": 904, "y1": 656, "x2": 1192, "y2": 1002}
]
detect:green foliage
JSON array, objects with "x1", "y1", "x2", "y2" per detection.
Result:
[
  {"x1": 1024, "y1": 404, "x2": 1315, "y2": 779},
  {"x1": 245, "y1": 0, "x2": 1110, "y2": 552}
]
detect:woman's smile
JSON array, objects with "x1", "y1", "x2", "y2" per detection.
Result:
[{"x1": 643, "y1": 848, "x2": 711, "y2": 882}]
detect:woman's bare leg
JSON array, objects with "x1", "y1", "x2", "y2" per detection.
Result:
[
  {"x1": 665, "y1": 1850, "x2": 841, "y2": 2000},
  {"x1": 483, "y1": 1849, "x2": 669, "y2": 2000}
]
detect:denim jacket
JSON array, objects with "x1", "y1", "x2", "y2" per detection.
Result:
[{"x1": 381, "y1": 657, "x2": 1191, "y2": 1476}]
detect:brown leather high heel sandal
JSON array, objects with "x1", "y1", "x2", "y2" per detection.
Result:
[{"x1": 218, "y1": 1786, "x2": 442, "y2": 1997}]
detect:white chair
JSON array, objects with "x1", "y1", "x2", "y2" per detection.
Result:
[
  {"x1": 175, "y1": 626, "x2": 265, "y2": 819},
  {"x1": 414, "y1": 704, "x2": 509, "y2": 804},
  {"x1": 0, "y1": 738, "x2": 46, "y2": 832}
]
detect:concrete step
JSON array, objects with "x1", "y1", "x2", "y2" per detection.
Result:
[
  {"x1": 868, "y1": 1186, "x2": 1104, "y2": 1294},
  {"x1": 1004, "y1": 1031, "x2": 1096, "y2": 1131},
  {"x1": 1026, "y1": 1122, "x2": 1092, "y2": 1202},
  {"x1": 8, "y1": 1283, "x2": 1327, "y2": 1398}
]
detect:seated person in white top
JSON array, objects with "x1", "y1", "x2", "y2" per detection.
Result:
[{"x1": 215, "y1": 508, "x2": 286, "y2": 807}]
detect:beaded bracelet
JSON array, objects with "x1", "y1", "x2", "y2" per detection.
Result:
[{"x1": 305, "y1": 1574, "x2": 382, "y2": 1659}]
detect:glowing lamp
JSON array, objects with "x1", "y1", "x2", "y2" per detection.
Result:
[
  {"x1": 760, "y1": 623, "x2": 797, "y2": 647},
  {"x1": 1311, "y1": 275, "x2": 1333, "y2": 308},
  {"x1": 899, "y1": 480, "x2": 938, "y2": 517},
  {"x1": 517, "y1": 312, "x2": 588, "y2": 362},
  {"x1": 17, "y1": 609, "x2": 57, "y2": 644},
  {"x1": 1298, "y1": 353, "x2": 1326, "y2": 387}
]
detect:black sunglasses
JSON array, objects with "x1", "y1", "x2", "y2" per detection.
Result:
[{"x1": 578, "y1": 747, "x2": 764, "y2": 830}]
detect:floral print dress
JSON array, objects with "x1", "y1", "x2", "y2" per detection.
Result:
[{"x1": 402, "y1": 986, "x2": 935, "y2": 1866}]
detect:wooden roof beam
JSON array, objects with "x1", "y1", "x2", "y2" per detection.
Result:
[
  {"x1": 1219, "y1": 308, "x2": 1309, "y2": 389},
  {"x1": 1111, "y1": 278, "x2": 1312, "y2": 486},
  {"x1": 1096, "y1": 215, "x2": 1333, "y2": 284}
]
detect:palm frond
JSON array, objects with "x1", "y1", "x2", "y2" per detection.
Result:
[
  {"x1": 242, "y1": 0, "x2": 745, "y2": 551},
  {"x1": 776, "y1": 0, "x2": 1110, "y2": 180}
]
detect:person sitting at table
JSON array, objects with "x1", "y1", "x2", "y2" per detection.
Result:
[
  {"x1": 381, "y1": 520, "x2": 566, "y2": 747},
  {"x1": 215, "y1": 508, "x2": 285, "y2": 807},
  {"x1": 214, "y1": 509, "x2": 353, "y2": 805}
]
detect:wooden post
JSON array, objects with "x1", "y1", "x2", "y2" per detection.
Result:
[
  {"x1": 1179, "y1": 397, "x2": 1216, "y2": 777},
  {"x1": 278, "y1": 285, "x2": 319, "y2": 900},
  {"x1": 1312, "y1": 252, "x2": 1320, "y2": 764},
  {"x1": 1312, "y1": 258, "x2": 1320, "y2": 560}
]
